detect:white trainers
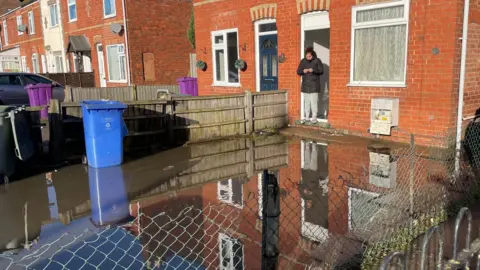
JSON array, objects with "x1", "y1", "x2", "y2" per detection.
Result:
[{"x1": 310, "y1": 118, "x2": 318, "y2": 124}]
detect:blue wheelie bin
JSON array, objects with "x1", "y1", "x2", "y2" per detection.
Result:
[{"x1": 81, "y1": 100, "x2": 128, "y2": 168}]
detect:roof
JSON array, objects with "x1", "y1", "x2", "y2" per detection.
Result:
[
  {"x1": 0, "y1": 0, "x2": 37, "y2": 18},
  {"x1": 67, "y1": 35, "x2": 92, "y2": 53}
]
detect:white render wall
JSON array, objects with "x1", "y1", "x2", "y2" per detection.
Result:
[{"x1": 39, "y1": 0, "x2": 67, "y2": 73}]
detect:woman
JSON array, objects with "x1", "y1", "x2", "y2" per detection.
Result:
[{"x1": 297, "y1": 47, "x2": 324, "y2": 124}]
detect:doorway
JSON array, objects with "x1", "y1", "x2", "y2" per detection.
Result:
[
  {"x1": 301, "y1": 12, "x2": 330, "y2": 122},
  {"x1": 96, "y1": 44, "x2": 107, "y2": 87},
  {"x1": 300, "y1": 140, "x2": 329, "y2": 242},
  {"x1": 255, "y1": 20, "x2": 278, "y2": 92}
]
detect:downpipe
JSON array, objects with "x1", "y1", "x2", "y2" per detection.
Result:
[
  {"x1": 454, "y1": 0, "x2": 471, "y2": 177},
  {"x1": 122, "y1": 0, "x2": 131, "y2": 85}
]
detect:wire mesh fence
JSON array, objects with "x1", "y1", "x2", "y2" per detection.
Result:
[{"x1": 2, "y1": 118, "x2": 480, "y2": 269}]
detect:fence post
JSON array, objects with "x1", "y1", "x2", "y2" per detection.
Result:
[
  {"x1": 79, "y1": 73, "x2": 82, "y2": 87},
  {"x1": 409, "y1": 133, "x2": 415, "y2": 231},
  {"x1": 284, "y1": 90, "x2": 289, "y2": 127},
  {"x1": 167, "y1": 101, "x2": 175, "y2": 145},
  {"x1": 245, "y1": 90, "x2": 253, "y2": 134},
  {"x1": 247, "y1": 138, "x2": 255, "y2": 178},
  {"x1": 48, "y1": 99, "x2": 66, "y2": 165},
  {"x1": 131, "y1": 84, "x2": 138, "y2": 101}
]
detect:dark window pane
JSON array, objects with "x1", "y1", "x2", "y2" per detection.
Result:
[
  {"x1": 25, "y1": 75, "x2": 52, "y2": 84},
  {"x1": 259, "y1": 23, "x2": 277, "y2": 32},
  {"x1": 0, "y1": 76, "x2": 9, "y2": 85},
  {"x1": 226, "y1": 32, "x2": 239, "y2": 83}
]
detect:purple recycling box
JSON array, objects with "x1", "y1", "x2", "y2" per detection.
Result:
[
  {"x1": 177, "y1": 77, "x2": 198, "y2": 96},
  {"x1": 26, "y1": 84, "x2": 53, "y2": 119}
]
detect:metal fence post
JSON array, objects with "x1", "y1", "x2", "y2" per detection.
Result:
[
  {"x1": 261, "y1": 170, "x2": 280, "y2": 270},
  {"x1": 420, "y1": 225, "x2": 444, "y2": 270},
  {"x1": 380, "y1": 251, "x2": 407, "y2": 270},
  {"x1": 409, "y1": 133, "x2": 415, "y2": 230}
]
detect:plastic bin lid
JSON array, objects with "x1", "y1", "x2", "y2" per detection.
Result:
[
  {"x1": 81, "y1": 100, "x2": 128, "y2": 110},
  {"x1": 176, "y1": 77, "x2": 197, "y2": 82}
]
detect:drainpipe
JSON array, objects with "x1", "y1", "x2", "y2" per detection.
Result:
[
  {"x1": 454, "y1": 0, "x2": 471, "y2": 176},
  {"x1": 122, "y1": 0, "x2": 131, "y2": 85}
]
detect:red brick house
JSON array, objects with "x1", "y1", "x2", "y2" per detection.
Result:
[
  {"x1": 0, "y1": 0, "x2": 194, "y2": 87},
  {"x1": 193, "y1": 0, "x2": 480, "y2": 145},
  {"x1": 0, "y1": 0, "x2": 45, "y2": 73},
  {"x1": 59, "y1": 0, "x2": 194, "y2": 87}
]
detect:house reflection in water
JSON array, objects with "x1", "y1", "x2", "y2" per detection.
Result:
[
  {"x1": 129, "y1": 136, "x2": 449, "y2": 268},
  {"x1": 0, "y1": 135, "x2": 451, "y2": 268}
]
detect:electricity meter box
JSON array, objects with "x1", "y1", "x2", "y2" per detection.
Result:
[
  {"x1": 369, "y1": 151, "x2": 397, "y2": 189},
  {"x1": 370, "y1": 98, "x2": 399, "y2": 135}
]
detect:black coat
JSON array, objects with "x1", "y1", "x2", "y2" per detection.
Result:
[{"x1": 297, "y1": 57, "x2": 324, "y2": 93}]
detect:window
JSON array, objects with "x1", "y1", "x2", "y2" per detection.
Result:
[
  {"x1": 28, "y1": 11, "x2": 35, "y2": 35},
  {"x1": 212, "y1": 29, "x2": 239, "y2": 86},
  {"x1": 219, "y1": 233, "x2": 244, "y2": 270},
  {"x1": 21, "y1": 56, "x2": 27, "y2": 72},
  {"x1": 16, "y1": 16, "x2": 23, "y2": 36},
  {"x1": 68, "y1": 0, "x2": 77, "y2": 22},
  {"x1": 103, "y1": 0, "x2": 116, "y2": 18},
  {"x1": 53, "y1": 52, "x2": 64, "y2": 73},
  {"x1": 2, "y1": 20, "x2": 8, "y2": 45},
  {"x1": 106, "y1": 44, "x2": 127, "y2": 82},
  {"x1": 31, "y1": 54, "x2": 40, "y2": 73},
  {"x1": 350, "y1": 0, "x2": 409, "y2": 86},
  {"x1": 49, "y1": 4, "x2": 59, "y2": 27},
  {"x1": 0, "y1": 75, "x2": 22, "y2": 85},
  {"x1": 348, "y1": 188, "x2": 381, "y2": 235},
  {"x1": 217, "y1": 179, "x2": 243, "y2": 208}
]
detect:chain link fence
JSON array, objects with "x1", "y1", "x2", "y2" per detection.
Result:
[{"x1": 2, "y1": 119, "x2": 480, "y2": 269}]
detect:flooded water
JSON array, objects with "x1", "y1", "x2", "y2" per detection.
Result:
[{"x1": 0, "y1": 134, "x2": 475, "y2": 269}]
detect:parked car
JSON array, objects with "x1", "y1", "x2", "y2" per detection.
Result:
[{"x1": 0, "y1": 72, "x2": 65, "y2": 105}]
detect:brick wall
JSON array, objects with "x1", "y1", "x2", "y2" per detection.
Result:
[
  {"x1": 0, "y1": 1, "x2": 45, "y2": 72},
  {"x1": 463, "y1": 0, "x2": 480, "y2": 119},
  {"x1": 194, "y1": 0, "x2": 469, "y2": 145},
  {"x1": 126, "y1": 0, "x2": 194, "y2": 86},
  {"x1": 60, "y1": 0, "x2": 126, "y2": 87}
]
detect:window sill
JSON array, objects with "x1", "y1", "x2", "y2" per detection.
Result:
[
  {"x1": 347, "y1": 82, "x2": 407, "y2": 88},
  {"x1": 104, "y1": 14, "x2": 116, "y2": 19},
  {"x1": 108, "y1": 80, "x2": 127, "y2": 84},
  {"x1": 211, "y1": 82, "x2": 241, "y2": 88},
  {"x1": 49, "y1": 25, "x2": 59, "y2": 29},
  {"x1": 69, "y1": 19, "x2": 77, "y2": 23}
]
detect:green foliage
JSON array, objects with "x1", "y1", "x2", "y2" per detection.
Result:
[{"x1": 187, "y1": 11, "x2": 195, "y2": 49}]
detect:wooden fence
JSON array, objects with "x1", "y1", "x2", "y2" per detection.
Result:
[
  {"x1": 64, "y1": 85, "x2": 180, "y2": 102},
  {"x1": 40, "y1": 72, "x2": 95, "y2": 87},
  {"x1": 51, "y1": 90, "x2": 288, "y2": 154}
]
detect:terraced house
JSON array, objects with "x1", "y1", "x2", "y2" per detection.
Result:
[
  {"x1": 193, "y1": 0, "x2": 480, "y2": 145},
  {"x1": 0, "y1": 0, "x2": 194, "y2": 87}
]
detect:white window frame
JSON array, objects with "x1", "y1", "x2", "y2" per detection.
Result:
[
  {"x1": 68, "y1": 0, "x2": 77, "y2": 22},
  {"x1": 347, "y1": 187, "x2": 380, "y2": 231},
  {"x1": 16, "y1": 16, "x2": 23, "y2": 36},
  {"x1": 300, "y1": 140, "x2": 330, "y2": 242},
  {"x1": 103, "y1": 0, "x2": 116, "y2": 19},
  {"x1": 53, "y1": 53, "x2": 64, "y2": 73},
  {"x1": 49, "y1": 4, "x2": 59, "y2": 28},
  {"x1": 32, "y1": 54, "x2": 40, "y2": 73},
  {"x1": 28, "y1": 11, "x2": 35, "y2": 35},
  {"x1": 349, "y1": 0, "x2": 410, "y2": 88},
  {"x1": 218, "y1": 233, "x2": 244, "y2": 270},
  {"x1": 2, "y1": 20, "x2": 8, "y2": 45},
  {"x1": 211, "y1": 28, "x2": 241, "y2": 87},
  {"x1": 106, "y1": 44, "x2": 127, "y2": 83},
  {"x1": 217, "y1": 178, "x2": 243, "y2": 209},
  {"x1": 21, "y1": 56, "x2": 27, "y2": 72}
]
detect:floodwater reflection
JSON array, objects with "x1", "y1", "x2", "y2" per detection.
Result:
[{"x1": 0, "y1": 135, "x2": 461, "y2": 269}]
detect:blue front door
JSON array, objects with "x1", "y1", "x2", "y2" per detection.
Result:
[{"x1": 259, "y1": 35, "x2": 278, "y2": 91}]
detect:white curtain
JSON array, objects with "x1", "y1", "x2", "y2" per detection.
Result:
[{"x1": 354, "y1": 6, "x2": 406, "y2": 82}]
